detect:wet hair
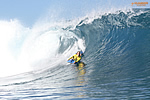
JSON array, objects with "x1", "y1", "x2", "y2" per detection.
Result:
[{"x1": 77, "y1": 51, "x2": 80, "y2": 56}]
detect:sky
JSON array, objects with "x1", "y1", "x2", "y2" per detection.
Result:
[{"x1": 0, "y1": 0, "x2": 149, "y2": 27}]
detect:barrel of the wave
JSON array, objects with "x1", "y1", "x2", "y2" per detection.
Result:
[{"x1": 67, "y1": 51, "x2": 84, "y2": 64}]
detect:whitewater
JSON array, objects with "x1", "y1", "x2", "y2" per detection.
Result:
[{"x1": 0, "y1": 8, "x2": 150, "y2": 99}]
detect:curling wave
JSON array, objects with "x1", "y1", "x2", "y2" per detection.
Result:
[{"x1": 0, "y1": 9, "x2": 150, "y2": 99}]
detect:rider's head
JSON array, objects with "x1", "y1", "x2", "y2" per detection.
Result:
[{"x1": 76, "y1": 51, "x2": 81, "y2": 56}]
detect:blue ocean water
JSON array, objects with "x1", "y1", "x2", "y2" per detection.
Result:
[{"x1": 0, "y1": 9, "x2": 150, "y2": 99}]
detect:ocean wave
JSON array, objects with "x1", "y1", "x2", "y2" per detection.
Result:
[{"x1": 0, "y1": 8, "x2": 150, "y2": 99}]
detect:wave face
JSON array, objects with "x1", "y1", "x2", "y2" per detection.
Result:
[{"x1": 0, "y1": 9, "x2": 150, "y2": 99}]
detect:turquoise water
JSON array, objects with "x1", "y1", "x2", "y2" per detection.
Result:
[{"x1": 0, "y1": 9, "x2": 150, "y2": 99}]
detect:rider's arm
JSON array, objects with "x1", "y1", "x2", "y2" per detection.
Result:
[{"x1": 68, "y1": 54, "x2": 75, "y2": 60}]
